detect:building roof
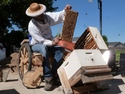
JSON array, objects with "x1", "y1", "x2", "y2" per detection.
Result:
[{"x1": 108, "y1": 42, "x2": 125, "y2": 48}]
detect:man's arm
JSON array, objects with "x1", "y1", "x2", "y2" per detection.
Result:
[{"x1": 46, "y1": 4, "x2": 72, "y2": 26}]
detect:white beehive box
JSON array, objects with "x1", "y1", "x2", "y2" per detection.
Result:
[
  {"x1": 74, "y1": 27, "x2": 108, "y2": 50},
  {"x1": 59, "y1": 49, "x2": 107, "y2": 80},
  {"x1": 89, "y1": 27, "x2": 108, "y2": 49}
]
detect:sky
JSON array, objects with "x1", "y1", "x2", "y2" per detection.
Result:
[{"x1": 51, "y1": 0, "x2": 125, "y2": 43}]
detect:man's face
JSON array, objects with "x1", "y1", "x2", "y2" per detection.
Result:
[{"x1": 34, "y1": 14, "x2": 44, "y2": 21}]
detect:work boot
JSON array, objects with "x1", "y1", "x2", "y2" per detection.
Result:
[
  {"x1": 44, "y1": 76, "x2": 54, "y2": 91},
  {"x1": 53, "y1": 75, "x2": 61, "y2": 86}
]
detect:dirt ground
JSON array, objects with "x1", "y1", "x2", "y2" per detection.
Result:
[{"x1": 1, "y1": 52, "x2": 125, "y2": 94}]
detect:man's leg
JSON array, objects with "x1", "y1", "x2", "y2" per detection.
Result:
[
  {"x1": 32, "y1": 44, "x2": 53, "y2": 91},
  {"x1": 48, "y1": 46, "x2": 65, "y2": 77},
  {"x1": 32, "y1": 44, "x2": 52, "y2": 77}
]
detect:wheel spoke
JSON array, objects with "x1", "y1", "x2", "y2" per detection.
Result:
[
  {"x1": 19, "y1": 57, "x2": 23, "y2": 67},
  {"x1": 24, "y1": 64, "x2": 28, "y2": 74},
  {"x1": 21, "y1": 50, "x2": 24, "y2": 59},
  {"x1": 23, "y1": 47, "x2": 26, "y2": 56},
  {"x1": 25, "y1": 52, "x2": 28, "y2": 58},
  {"x1": 20, "y1": 64, "x2": 24, "y2": 76}
]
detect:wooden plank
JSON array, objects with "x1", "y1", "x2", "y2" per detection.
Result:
[
  {"x1": 72, "y1": 81, "x2": 110, "y2": 94},
  {"x1": 72, "y1": 83, "x2": 98, "y2": 94},
  {"x1": 68, "y1": 66, "x2": 112, "y2": 86},
  {"x1": 83, "y1": 68, "x2": 111, "y2": 74},
  {"x1": 81, "y1": 73, "x2": 113, "y2": 84},
  {"x1": 69, "y1": 68, "x2": 83, "y2": 86},
  {"x1": 61, "y1": 10, "x2": 78, "y2": 42},
  {"x1": 58, "y1": 68, "x2": 73, "y2": 94},
  {"x1": 82, "y1": 65, "x2": 108, "y2": 69}
]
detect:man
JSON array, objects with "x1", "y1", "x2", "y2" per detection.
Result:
[{"x1": 25, "y1": 2, "x2": 72, "y2": 91}]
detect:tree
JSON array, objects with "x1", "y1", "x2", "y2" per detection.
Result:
[
  {"x1": 102, "y1": 35, "x2": 108, "y2": 46},
  {"x1": 7, "y1": 31, "x2": 25, "y2": 47},
  {"x1": 0, "y1": 0, "x2": 58, "y2": 41},
  {"x1": 0, "y1": 0, "x2": 60, "y2": 56}
]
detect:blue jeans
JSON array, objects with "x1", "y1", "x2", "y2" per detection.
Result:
[{"x1": 31, "y1": 44, "x2": 65, "y2": 78}]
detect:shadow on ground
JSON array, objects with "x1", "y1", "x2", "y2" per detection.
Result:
[{"x1": 0, "y1": 89, "x2": 20, "y2": 94}]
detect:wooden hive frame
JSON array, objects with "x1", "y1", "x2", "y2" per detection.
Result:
[
  {"x1": 74, "y1": 27, "x2": 98, "y2": 49},
  {"x1": 61, "y1": 10, "x2": 78, "y2": 42},
  {"x1": 74, "y1": 27, "x2": 108, "y2": 50}
]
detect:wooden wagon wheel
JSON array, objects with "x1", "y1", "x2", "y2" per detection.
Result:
[
  {"x1": 22, "y1": 70, "x2": 42, "y2": 88},
  {"x1": 22, "y1": 67, "x2": 43, "y2": 88},
  {"x1": 18, "y1": 43, "x2": 32, "y2": 80}
]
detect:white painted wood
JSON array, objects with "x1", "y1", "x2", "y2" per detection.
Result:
[
  {"x1": 88, "y1": 27, "x2": 108, "y2": 50},
  {"x1": 60, "y1": 49, "x2": 107, "y2": 79}
]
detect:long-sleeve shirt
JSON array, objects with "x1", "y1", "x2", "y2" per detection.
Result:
[{"x1": 28, "y1": 10, "x2": 66, "y2": 46}]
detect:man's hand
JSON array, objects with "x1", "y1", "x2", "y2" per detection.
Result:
[
  {"x1": 52, "y1": 37, "x2": 61, "y2": 46},
  {"x1": 65, "y1": 4, "x2": 72, "y2": 11}
]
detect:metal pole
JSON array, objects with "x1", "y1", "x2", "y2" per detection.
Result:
[{"x1": 98, "y1": 0, "x2": 102, "y2": 35}]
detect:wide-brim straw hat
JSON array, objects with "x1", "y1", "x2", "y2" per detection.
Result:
[{"x1": 26, "y1": 2, "x2": 46, "y2": 17}]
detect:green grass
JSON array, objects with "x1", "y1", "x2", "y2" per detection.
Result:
[{"x1": 115, "y1": 49, "x2": 125, "y2": 61}]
